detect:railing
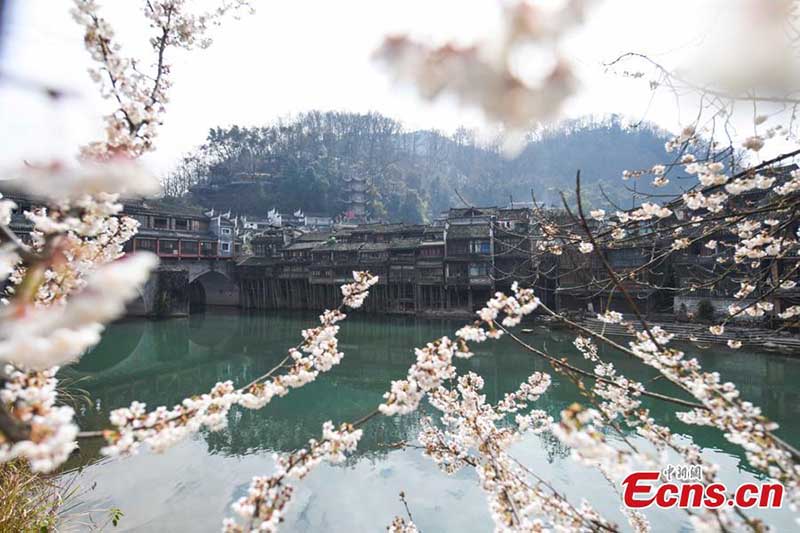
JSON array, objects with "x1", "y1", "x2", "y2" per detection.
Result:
[
  {"x1": 671, "y1": 254, "x2": 718, "y2": 266},
  {"x1": 445, "y1": 273, "x2": 470, "y2": 284},
  {"x1": 417, "y1": 272, "x2": 444, "y2": 283},
  {"x1": 132, "y1": 237, "x2": 227, "y2": 260}
]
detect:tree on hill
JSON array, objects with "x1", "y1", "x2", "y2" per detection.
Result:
[{"x1": 163, "y1": 112, "x2": 706, "y2": 221}]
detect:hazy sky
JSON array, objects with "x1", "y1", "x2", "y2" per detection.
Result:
[{"x1": 0, "y1": 0, "x2": 730, "y2": 175}]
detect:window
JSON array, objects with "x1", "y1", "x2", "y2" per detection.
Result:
[
  {"x1": 469, "y1": 263, "x2": 489, "y2": 277},
  {"x1": 201, "y1": 242, "x2": 217, "y2": 256},
  {"x1": 446, "y1": 264, "x2": 468, "y2": 278},
  {"x1": 470, "y1": 240, "x2": 491, "y2": 254},
  {"x1": 135, "y1": 238, "x2": 157, "y2": 251},
  {"x1": 180, "y1": 241, "x2": 198, "y2": 255},
  {"x1": 159, "y1": 240, "x2": 178, "y2": 255},
  {"x1": 132, "y1": 214, "x2": 149, "y2": 228},
  {"x1": 221, "y1": 227, "x2": 232, "y2": 235},
  {"x1": 221, "y1": 242, "x2": 231, "y2": 252},
  {"x1": 448, "y1": 241, "x2": 469, "y2": 255},
  {"x1": 174, "y1": 219, "x2": 188, "y2": 230},
  {"x1": 607, "y1": 248, "x2": 645, "y2": 268},
  {"x1": 419, "y1": 267, "x2": 442, "y2": 281},
  {"x1": 154, "y1": 217, "x2": 168, "y2": 229},
  {"x1": 420, "y1": 246, "x2": 443, "y2": 257}
]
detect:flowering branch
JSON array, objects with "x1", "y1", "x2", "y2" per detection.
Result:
[{"x1": 0, "y1": 0, "x2": 253, "y2": 475}]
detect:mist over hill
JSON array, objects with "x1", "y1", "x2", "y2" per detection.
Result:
[{"x1": 163, "y1": 111, "x2": 693, "y2": 222}]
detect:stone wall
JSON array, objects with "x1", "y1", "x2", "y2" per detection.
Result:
[
  {"x1": 154, "y1": 270, "x2": 190, "y2": 317},
  {"x1": 674, "y1": 295, "x2": 759, "y2": 323}
]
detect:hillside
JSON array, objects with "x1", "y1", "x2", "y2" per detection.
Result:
[{"x1": 163, "y1": 112, "x2": 697, "y2": 222}]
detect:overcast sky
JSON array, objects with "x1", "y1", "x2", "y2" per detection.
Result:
[{"x1": 0, "y1": 0, "x2": 733, "y2": 175}]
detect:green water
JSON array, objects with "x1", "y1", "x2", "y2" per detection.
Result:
[{"x1": 62, "y1": 309, "x2": 800, "y2": 532}]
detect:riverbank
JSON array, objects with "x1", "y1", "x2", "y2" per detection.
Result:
[{"x1": 558, "y1": 316, "x2": 800, "y2": 355}]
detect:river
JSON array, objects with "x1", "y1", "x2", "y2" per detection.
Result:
[{"x1": 60, "y1": 309, "x2": 800, "y2": 532}]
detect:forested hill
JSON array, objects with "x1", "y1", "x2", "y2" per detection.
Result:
[{"x1": 164, "y1": 112, "x2": 688, "y2": 223}]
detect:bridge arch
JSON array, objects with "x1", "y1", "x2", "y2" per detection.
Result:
[
  {"x1": 125, "y1": 287, "x2": 150, "y2": 317},
  {"x1": 189, "y1": 270, "x2": 239, "y2": 311}
]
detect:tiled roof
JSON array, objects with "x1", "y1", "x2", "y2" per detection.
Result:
[
  {"x1": 137, "y1": 228, "x2": 217, "y2": 240},
  {"x1": 237, "y1": 257, "x2": 276, "y2": 266},
  {"x1": 448, "y1": 207, "x2": 498, "y2": 218},
  {"x1": 389, "y1": 238, "x2": 421, "y2": 249},
  {"x1": 296, "y1": 231, "x2": 333, "y2": 242},
  {"x1": 350, "y1": 223, "x2": 405, "y2": 234},
  {"x1": 498, "y1": 207, "x2": 531, "y2": 220},
  {"x1": 313, "y1": 241, "x2": 362, "y2": 252},
  {"x1": 447, "y1": 224, "x2": 491, "y2": 239},
  {"x1": 331, "y1": 242, "x2": 364, "y2": 252},
  {"x1": 360, "y1": 242, "x2": 390, "y2": 252},
  {"x1": 123, "y1": 200, "x2": 209, "y2": 218},
  {"x1": 251, "y1": 233, "x2": 285, "y2": 243},
  {"x1": 284, "y1": 241, "x2": 322, "y2": 251}
]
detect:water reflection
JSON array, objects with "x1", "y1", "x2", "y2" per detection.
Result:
[{"x1": 61, "y1": 310, "x2": 800, "y2": 531}]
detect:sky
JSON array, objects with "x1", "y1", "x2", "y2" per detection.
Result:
[{"x1": 0, "y1": 0, "x2": 745, "y2": 176}]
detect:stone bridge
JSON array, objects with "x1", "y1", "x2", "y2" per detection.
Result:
[{"x1": 128, "y1": 258, "x2": 240, "y2": 317}]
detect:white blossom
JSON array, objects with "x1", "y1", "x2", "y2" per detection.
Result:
[{"x1": 597, "y1": 310, "x2": 623, "y2": 324}]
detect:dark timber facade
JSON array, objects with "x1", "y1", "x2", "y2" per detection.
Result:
[{"x1": 238, "y1": 207, "x2": 556, "y2": 315}]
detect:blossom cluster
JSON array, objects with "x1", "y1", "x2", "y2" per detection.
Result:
[
  {"x1": 72, "y1": 0, "x2": 252, "y2": 158},
  {"x1": 1, "y1": 161, "x2": 159, "y2": 312},
  {"x1": 378, "y1": 336, "x2": 464, "y2": 416},
  {"x1": 552, "y1": 405, "x2": 649, "y2": 482},
  {"x1": 380, "y1": 283, "x2": 540, "y2": 417},
  {"x1": 375, "y1": 0, "x2": 593, "y2": 142},
  {"x1": 340, "y1": 270, "x2": 380, "y2": 308},
  {"x1": 386, "y1": 516, "x2": 419, "y2": 533},
  {"x1": 0, "y1": 366, "x2": 77, "y2": 473},
  {"x1": 423, "y1": 372, "x2": 609, "y2": 531}
]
